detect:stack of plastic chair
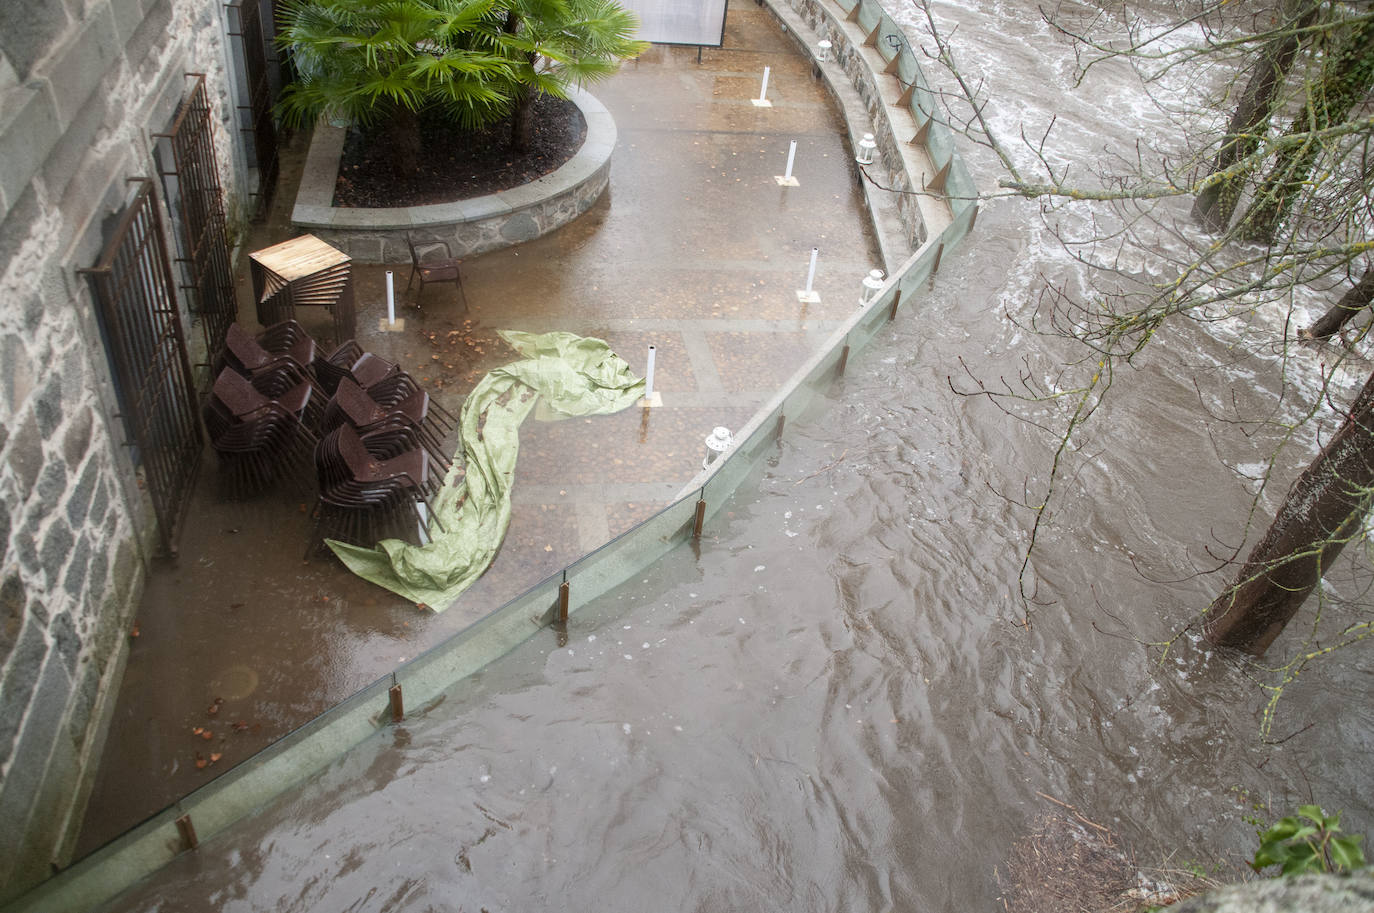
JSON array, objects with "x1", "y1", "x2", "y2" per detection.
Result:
[
  {"x1": 215, "y1": 321, "x2": 322, "y2": 398},
  {"x1": 350, "y1": 352, "x2": 400, "y2": 387},
  {"x1": 203, "y1": 368, "x2": 318, "y2": 498},
  {"x1": 367, "y1": 370, "x2": 457, "y2": 434},
  {"x1": 311, "y1": 423, "x2": 446, "y2": 551},
  {"x1": 312, "y1": 339, "x2": 365, "y2": 396},
  {"x1": 321, "y1": 377, "x2": 453, "y2": 470}
]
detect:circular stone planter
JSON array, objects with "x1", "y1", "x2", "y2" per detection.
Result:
[{"x1": 290, "y1": 88, "x2": 615, "y2": 264}]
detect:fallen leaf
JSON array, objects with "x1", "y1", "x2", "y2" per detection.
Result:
[
  {"x1": 210, "y1": 752, "x2": 222, "y2": 763},
  {"x1": 201, "y1": 730, "x2": 214, "y2": 741},
  {"x1": 195, "y1": 755, "x2": 208, "y2": 770},
  {"x1": 130, "y1": 623, "x2": 141, "y2": 638},
  {"x1": 544, "y1": 545, "x2": 553, "y2": 552},
  {"x1": 207, "y1": 704, "x2": 219, "y2": 716},
  {"x1": 192, "y1": 727, "x2": 204, "y2": 736}
]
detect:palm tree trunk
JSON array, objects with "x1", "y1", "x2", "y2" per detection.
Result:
[
  {"x1": 510, "y1": 81, "x2": 537, "y2": 153},
  {"x1": 1205, "y1": 369, "x2": 1374, "y2": 654},
  {"x1": 1306, "y1": 268, "x2": 1374, "y2": 339},
  {"x1": 387, "y1": 106, "x2": 423, "y2": 177},
  {"x1": 1191, "y1": 1, "x2": 1317, "y2": 232}
]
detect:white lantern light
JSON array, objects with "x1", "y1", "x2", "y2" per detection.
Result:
[
  {"x1": 702, "y1": 426, "x2": 735, "y2": 469},
  {"x1": 817, "y1": 39, "x2": 832, "y2": 62},
  {"x1": 855, "y1": 132, "x2": 877, "y2": 166},
  {"x1": 860, "y1": 268, "x2": 885, "y2": 306}
]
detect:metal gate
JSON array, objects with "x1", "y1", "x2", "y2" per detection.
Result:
[
  {"x1": 155, "y1": 74, "x2": 237, "y2": 358},
  {"x1": 226, "y1": 0, "x2": 280, "y2": 217},
  {"x1": 80, "y1": 179, "x2": 203, "y2": 558}
]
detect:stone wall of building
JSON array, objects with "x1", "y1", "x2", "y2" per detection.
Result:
[{"x1": 0, "y1": 0, "x2": 250, "y2": 900}]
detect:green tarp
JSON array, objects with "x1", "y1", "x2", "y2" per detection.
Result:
[{"x1": 328, "y1": 330, "x2": 644, "y2": 610}]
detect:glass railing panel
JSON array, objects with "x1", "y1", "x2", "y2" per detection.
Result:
[
  {"x1": 702, "y1": 403, "x2": 782, "y2": 517},
  {"x1": 562, "y1": 497, "x2": 700, "y2": 614},
  {"x1": 398, "y1": 574, "x2": 563, "y2": 712},
  {"x1": 14, "y1": 673, "x2": 396, "y2": 913},
  {"x1": 181, "y1": 672, "x2": 394, "y2": 834}
]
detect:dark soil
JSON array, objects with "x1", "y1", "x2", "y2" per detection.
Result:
[{"x1": 333, "y1": 96, "x2": 587, "y2": 208}]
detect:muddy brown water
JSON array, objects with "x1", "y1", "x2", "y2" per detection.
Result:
[{"x1": 96, "y1": 1, "x2": 1372, "y2": 910}]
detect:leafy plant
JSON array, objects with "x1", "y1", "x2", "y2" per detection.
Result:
[
  {"x1": 276, "y1": 0, "x2": 517, "y2": 173},
  {"x1": 1250, "y1": 806, "x2": 1366, "y2": 877}
]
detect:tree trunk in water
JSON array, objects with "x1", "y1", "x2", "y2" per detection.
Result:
[
  {"x1": 1205, "y1": 370, "x2": 1374, "y2": 654},
  {"x1": 1306, "y1": 268, "x2": 1374, "y2": 339},
  {"x1": 1239, "y1": 17, "x2": 1374, "y2": 244},
  {"x1": 1191, "y1": 2, "x2": 1316, "y2": 232},
  {"x1": 387, "y1": 106, "x2": 423, "y2": 178}
]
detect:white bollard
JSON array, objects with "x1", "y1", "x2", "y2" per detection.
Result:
[
  {"x1": 379, "y1": 269, "x2": 405, "y2": 331},
  {"x1": 784, "y1": 140, "x2": 797, "y2": 180},
  {"x1": 759, "y1": 66, "x2": 770, "y2": 102},
  {"x1": 797, "y1": 247, "x2": 821, "y2": 303},
  {"x1": 640, "y1": 344, "x2": 663, "y2": 407}
]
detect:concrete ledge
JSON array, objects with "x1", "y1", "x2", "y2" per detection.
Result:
[{"x1": 291, "y1": 88, "x2": 615, "y2": 263}]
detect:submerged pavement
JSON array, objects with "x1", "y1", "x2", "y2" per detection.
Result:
[{"x1": 76, "y1": 3, "x2": 884, "y2": 857}]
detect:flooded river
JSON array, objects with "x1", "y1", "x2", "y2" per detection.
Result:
[{"x1": 101, "y1": 0, "x2": 1372, "y2": 910}]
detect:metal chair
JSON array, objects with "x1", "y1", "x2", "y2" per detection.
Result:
[
  {"x1": 321, "y1": 377, "x2": 453, "y2": 470},
  {"x1": 203, "y1": 369, "x2": 318, "y2": 498},
  {"x1": 405, "y1": 234, "x2": 468, "y2": 310},
  {"x1": 310, "y1": 423, "x2": 444, "y2": 551}
]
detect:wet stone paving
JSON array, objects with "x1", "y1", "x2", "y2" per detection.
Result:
[{"x1": 75, "y1": 4, "x2": 882, "y2": 856}]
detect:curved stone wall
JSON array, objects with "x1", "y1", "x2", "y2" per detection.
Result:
[{"x1": 290, "y1": 88, "x2": 616, "y2": 264}]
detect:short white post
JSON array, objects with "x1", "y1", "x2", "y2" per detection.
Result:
[
  {"x1": 379, "y1": 269, "x2": 405, "y2": 331},
  {"x1": 417, "y1": 501, "x2": 430, "y2": 545},
  {"x1": 797, "y1": 247, "x2": 821, "y2": 303},
  {"x1": 640, "y1": 344, "x2": 662, "y2": 407},
  {"x1": 776, "y1": 141, "x2": 800, "y2": 186},
  {"x1": 759, "y1": 66, "x2": 770, "y2": 101}
]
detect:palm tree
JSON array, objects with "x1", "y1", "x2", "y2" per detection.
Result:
[
  {"x1": 276, "y1": 0, "x2": 517, "y2": 175},
  {"x1": 498, "y1": 0, "x2": 647, "y2": 151}
]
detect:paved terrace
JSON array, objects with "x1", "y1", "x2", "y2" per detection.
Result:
[{"x1": 75, "y1": 2, "x2": 901, "y2": 857}]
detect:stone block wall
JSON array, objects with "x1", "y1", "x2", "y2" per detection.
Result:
[{"x1": 0, "y1": 0, "x2": 249, "y2": 901}]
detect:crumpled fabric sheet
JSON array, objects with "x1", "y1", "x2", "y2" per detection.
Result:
[{"x1": 328, "y1": 330, "x2": 644, "y2": 610}]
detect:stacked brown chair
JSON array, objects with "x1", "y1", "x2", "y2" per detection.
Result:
[
  {"x1": 321, "y1": 377, "x2": 453, "y2": 470},
  {"x1": 216, "y1": 321, "x2": 323, "y2": 399},
  {"x1": 204, "y1": 368, "x2": 318, "y2": 498},
  {"x1": 367, "y1": 371, "x2": 458, "y2": 432},
  {"x1": 311, "y1": 423, "x2": 446, "y2": 550},
  {"x1": 312, "y1": 339, "x2": 365, "y2": 396}
]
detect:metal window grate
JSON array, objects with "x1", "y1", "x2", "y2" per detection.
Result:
[
  {"x1": 156, "y1": 73, "x2": 238, "y2": 358},
  {"x1": 226, "y1": 0, "x2": 280, "y2": 217},
  {"x1": 80, "y1": 179, "x2": 203, "y2": 558}
]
